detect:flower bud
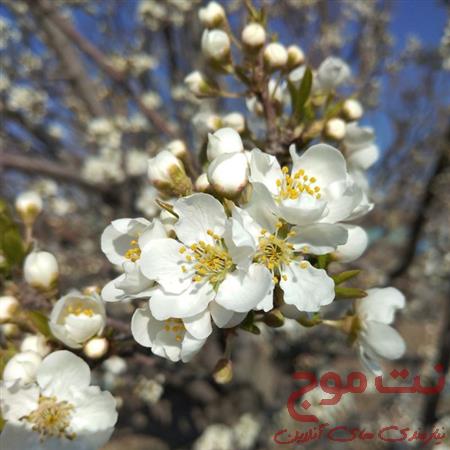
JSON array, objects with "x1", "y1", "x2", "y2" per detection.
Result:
[
  {"x1": 83, "y1": 337, "x2": 109, "y2": 359},
  {"x1": 20, "y1": 334, "x2": 51, "y2": 357},
  {"x1": 195, "y1": 173, "x2": 212, "y2": 193},
  {"x1": 0, "y1": 295, "x2": 19, "y2": 323},
  {"x1": 184, "y1": 71, "x2": 218, "y2": 97},
  {"x1": 342, "y1": 99, "x2": 364, "y2": 121},
  {"x1": 263, "y1": 309, "x2": 285, "y2": 328},
  {"x1": 3, "y1": 351, "x2": 42, "y2": 384},
  {"x1": 207, "y1": 127, "x2": 244, "y2": 161},
  {"x1": 324, "y1": 118, "x2": 346, "y2": 140},
  {"x1": 287, "y1": 45, "x2": 305, "y2": 68},
  {"x1": 207, "y1": 152, "x2": 249, "y2": 198},
  {"x1": 198, "y1": 1, "x2": 226, "y2": 28},
  {"x1": 201, "y1": 29, "x2": 231, "y2": 62},
  {"x1": 241, "y1": 22, "x2": 266, "y2": 48},
  {"x1": 166, "y1": 139, "x2": 188, "y2": 159},
  {"x1": 222, "y1": 112, "x2": 245, "y2": 133},
  {"x1": 213, "y1": 358, "x2": 233, "y2": 384},
  {"x1": 49, "y1": 290, "x2": 106, "y2": 349},
  {"x1": 15, "y1": 191, "x2": 43, "y2": 226},
  {"x1": 2, "y1": 323, "x2": 19, "y2": 337},
  {"x1": 23, "y1": 251, "x2": 59, "y2": 291},
  {"x1": 147, "y1": 150, "x2": 192, "y2": 196},
  {"x1": 264, "y1": 43, "x2": 288, "y2": 70}
]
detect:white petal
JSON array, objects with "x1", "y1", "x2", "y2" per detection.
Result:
[
  {"x1": 101, "y1": 218, "x2": 149, "y2": 265},
  {"x1": 215, "y1": 264, "x2": 272, "y2": 313},
  {"x1": 0, "y1": 423, "x2": 42, "y2": 450},
  {"x1": 37, "y1": 351, "x2": 90, "y2": 400},
  {"x1": 348, "y1": 144, "x2": 379, "y2": 170},
  {"x1": 358, "y1": 344, "x2": 383, "y2": 376},
  {"x1": 70, "y1": 386, "x2": 118, "y2": 432},
  {"x1": 223, "y1": 213, "x2": 256, "y2": 270},
  {"x1": 138, "y1": 218, "x2": 167, "y2": 249},
  {"x1": 248, "y1": 148, "x2": 282, "y2": 195},
  {"x1": 280, "y1": 262, "x2": 335, "y2": 312},
  {"x1": 244, "y1": 183, "x2": 279, "y2": 232},
  {"x1": 140, "y1": 238, "x2": 190, "y2": 294},
  {"x1": 114, "y1": 262, "x2": 154, "y2": 297},
  {"x1": 361, "y1": 322, "x2": 406, "y2": 360},
  {"x1": 278, "y1": 195, "x2": 327, "y2": 225},
  {"x1": 183, "y1": 310, "x2": 212, "y2": 340},
  {"x1": 173, "y1": 193, "x2": 227, "y2": 245},
  {"x1": 0, "y1": 381, "x2": 39, "y2": 422},
  {"x1": 291, "y1": 223, "x2": 348, "y2": 254},
  {"x1": 209, "y1": 302, "x2": 246, "y2": 328},
  {"x1": 334, "y1": 224, "x2": 368, "y2": 262},
  {"x1": 72, "y1": 429, "x2": 115, "y2": 450},
  {"x1": 149, "y1": 282, "x2": 214, "y2": 320},
  {"x1": 63, "y1": 314, "x2": 104, "y2": 344},
  {"x1": 356, "y1": 287, "x2": 405, "y2": 324},
  {"x1": 322, "y1": 179, "x2": 363, "y2": 223},
  {"x1": 256, "y1": 283, "x2": 275, "y2": 312},
  {"x1": 290, "y1": 144, "x2": 347, "y2": 189},
  {"x1": 181, "y1": 334, "x2": 207, "y2": 362},
  {"x1": 131, "y1": 306, "x2": 163, "y2": 347}
]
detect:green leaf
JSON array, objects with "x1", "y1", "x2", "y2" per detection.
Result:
[
  {"x1": 28, "y1": 311, "x2": 52, "y2": 338},
  {"x1": 289, "y1": 67, "x2": 313, "y2": 121},
  {"x1": 335, "y1": 287, "x2": 367, "y2": 299},
  {"x1": 2, "y1": 229, "x2": 25, "y2": 266},
  {"x1": 332, "y1": 270, "x2": 361, "y2": 285}
]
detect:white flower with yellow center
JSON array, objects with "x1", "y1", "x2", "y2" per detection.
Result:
[
  {"x1": 140, "y1": 193, "x2": 272, "y2": 320},
  {"x1": 248, "y1": 144, "x2": 365, "y2": 226},
  {"x1": 101, "y1": 218, "x2": 167, "y2": 302},
  {"x1": 229, "y1": 205, "x2": 340, "y2": 312},
  {"x1": 354, "y1": 287, "x2": 406, "y2": 375},
  {"x1": 49, "y1": 291, "x2": 106, "y2": 349},
  {"x1": 0, "y1": 351, "x2": 117, "y2": 450}
]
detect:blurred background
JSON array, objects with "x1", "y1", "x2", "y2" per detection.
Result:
[{"x1": 0, "y1": 0, "x2": 449, "y2": 449}]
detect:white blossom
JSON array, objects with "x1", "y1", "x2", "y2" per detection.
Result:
[
  {"x1": 241, "y1": 23, "x2": 266, "y2": 48},
  {"x1": 101, "y1": 218, "x2": 166, "y2": 302},
  {"x1": 207, "y1": 127, "x2": 244, "y2": 161},
  {"x1": 0, "y1": 351, "x2": 117, "y2": 450},
  {"x1": 201, "y1": 29, "x2": 231, "y2": 62},
  {"x1": 264, "y1": 42, "x2": 288, "y2": 69},
  {"x1": 0, "y1": 295, "x2": 19, "y2": 323},
  {"x1": 49, "y1": 290, "x2": 106, "y2": 349},
  {"x1": 355, "y1": 287, "x2": 406, "y2": 375},
  {"x1": 344, "y1": 122, "x2": 380, "y2": 170},
  {"x1": 23, "y1": 251, "x2": 59, "y2": 291},
  {"x1": 20, "y1": 335, "x2": 51, "y2": 358},
  {"x1": 317, "y1": 56, "x2": 351, "y2": 91}
]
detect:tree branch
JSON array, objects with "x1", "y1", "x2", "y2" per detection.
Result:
[{"x1": 30, "y1": 0, "x2": 175, "y2": 137}]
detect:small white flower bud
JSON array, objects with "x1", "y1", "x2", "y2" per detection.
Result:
[
  {"x1": 201, "y1": 29, "x2": 231, "y2": 62},
  {"x1": 184, "y1": 71, "x2": 217, "y2": 97},
  {"x1": 24, "y1": 251, "x2": 59, "y2": 291},
  {"x1": 50, "y1": 291, "x2": 106, "y2": 349},
  {"x1": 264, "y1": 43, "x2": 288, "y2": 70},
  {"x1": 207, "y1": 152, "x2": 249, "y2": 198},
  {"x1": 20, "y1": 334, "x2": 51, "y2": 357},
  {"x1": 222, "y1": 112, "x2": 245, "y2": 133},
  {"x1": 84, "y1": 337, "x2": 109, "y2": 359},
  {"x1": 287, "y1": 45, "x2": 305, "y2": 68},
  {"x1": 166, "y1": 139, "x2": 188, "y2": 159},
  {"x1": 147, "y1": 150, "x2": 191, "y2": 195},
  {"x1": 195, "y1": 173, "x2": 211, "y2": 192},
  {"x1": 0, "y1": 296, "x2": 19, "y2": 323},
  {"x1": 241, "y1": 23, "x2": 266, "y2": 48},
  {"x1": 3, "y1": 351, "x2": 42, "y2": 383},
  {"x1": 198, "y1": 1, "x2": 226, "y2": 28},
  {"x1": 15, "y1": 191, "x2": 43, "y2": 225},
  {"x1": 324, "y1": 118, "x2": 347, "y2": 140},
  {"x1": 207, "y1": 127, "x2": 244, "y2": 162},
  {"x1": 342, "y1": 99, "x2": 364, "y2": 121}
]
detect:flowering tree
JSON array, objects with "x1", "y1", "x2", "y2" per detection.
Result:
[{"x1": 1, "y1": 1, "x2": 449, "y2": 449}]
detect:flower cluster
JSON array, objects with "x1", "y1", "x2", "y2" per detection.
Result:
[{"x1": 98, "y1": 1, "x2": 406, "y2": 376}]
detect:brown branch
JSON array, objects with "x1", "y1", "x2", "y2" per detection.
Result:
[
  {"x1": 0, "y1": 151, "x2": 108, "y2": 193},
  {"x1": 30, "y1": 0, "x2": 175, "y2": 137},
  {"x1": 35, "y1": 12, "x2": 106, "y2": 118}
]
